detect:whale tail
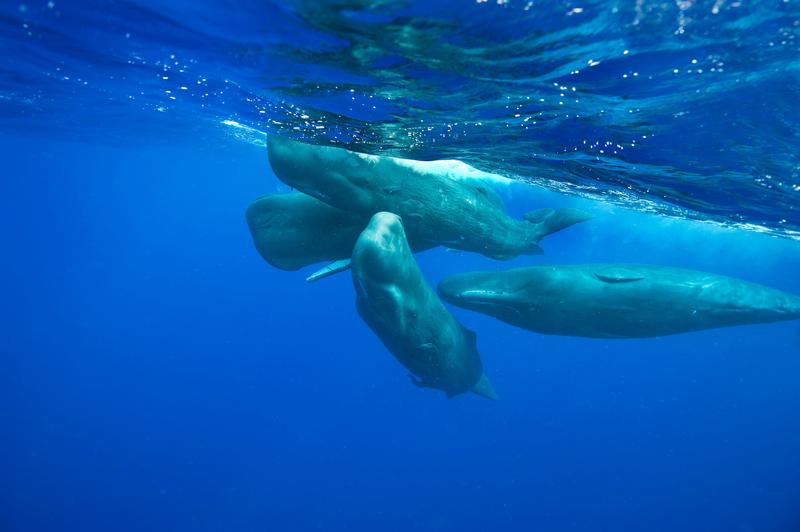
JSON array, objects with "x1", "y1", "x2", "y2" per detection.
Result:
[
  {"x1": 524, "y1": 207, "x2": 592, "y2": 243},
  {"x1": 471, "y1": 373, "x2": 499, "y2": 400}
]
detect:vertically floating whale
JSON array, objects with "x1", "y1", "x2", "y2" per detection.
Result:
[
  {"x1": 267, "y1": 135, "x2": 591, "y2": 260},
  {"x1": 438, "y1": 264, "x2": 800, "y2": 338},
  {"x1": 352, "y1": 211, "x2": 497, "y2": 399}
]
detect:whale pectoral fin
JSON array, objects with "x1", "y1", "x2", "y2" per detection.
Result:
[
  {"x1": 408, "y1": 374, "x2": 426, "y2": 388},
  {"x1": 593, "y1": 268, "x2": 645, "y2": 284},
  {"x1": 305, "y1": 258, "x2": 352, "y2": 283},
  {"x1": 471, "y1": 373, "x2": 499, "y2": 400}
]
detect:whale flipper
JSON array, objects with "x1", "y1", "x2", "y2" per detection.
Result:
[
  {"x1": 408, "y1": 374, "x2": 426, "y2": 388},
  {"x1": 525, "y1": 207, "x2": 593, "y2": 241},
  {"x1": 306, "y1": 258, "x2": 352, "y2": 283}
]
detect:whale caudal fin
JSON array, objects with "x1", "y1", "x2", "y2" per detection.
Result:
[
  {"x1": 524, "y1": 207, "x2": 592, "y2": 242},
  {"x1": 458, "y1": 324, "x2": 498, "y2": 400},
  {"x1": 471, "y1": 373, "x2": 499, "y2": 400}
]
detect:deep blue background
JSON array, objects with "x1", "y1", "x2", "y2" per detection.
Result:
[{"x1": 3, "y1": 131, "x2": 800, "y2": 532}]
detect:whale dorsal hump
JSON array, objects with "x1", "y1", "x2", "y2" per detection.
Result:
[{"x1": 593, "y1": 267, "x2": 645, "y2": 284}]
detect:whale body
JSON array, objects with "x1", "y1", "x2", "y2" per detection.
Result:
[
  {"x1": 246, "y1": 193, "x2": 368, "y2": 271},
  {"x1": 246, "y1": 192, "x2": 436, "y2": 281},
  {"x1": 267, "y1": 135, "x2": 591, "y2": 260},
  {"x1": 352, "y1": 212, "x2": 497, "y2": 399},
  {"x1": 438, "y1": 264, "x2": 800, "y2": 338}
]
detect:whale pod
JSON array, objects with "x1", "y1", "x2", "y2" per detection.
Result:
[
  {"x1": 438, "y1": 264, "x2": 800, "y2": 338},
  {"x1": 352, "y1": 212, "x2": 497, "y2": 399},
  {"x1": 267, "y1": 135, "x2": 591, "y2": 260}
]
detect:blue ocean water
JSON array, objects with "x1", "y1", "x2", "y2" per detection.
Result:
[{"x1": 2, "y1": 1, "x2": 800, "y2": 531}]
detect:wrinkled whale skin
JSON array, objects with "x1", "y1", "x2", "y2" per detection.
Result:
[
  {"x1": 438, "y1": 264, "x2": 800, "y2": 338},
  {"x1": 267, "y1": 135, "x2": 590, "y2": 260},
  {"x1": 352, "y1": 212, "x2": 497, "y2": 399}
]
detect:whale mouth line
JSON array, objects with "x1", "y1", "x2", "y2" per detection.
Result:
[
  {"x1": 445, "y1": 289, "x2": 509, "y2": 304},
  {"x1": 460, "y1": 289, "x2": 504, "y2": 297}
]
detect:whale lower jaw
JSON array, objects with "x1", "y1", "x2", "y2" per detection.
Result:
[
  {"x1": 460, "y1": 289, "x2": 506, "y2": 298},
  {"x1": 440, "y1": 288, "x2": 511, "y2": 307}
]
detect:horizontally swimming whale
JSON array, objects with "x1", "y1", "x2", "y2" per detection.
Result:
[
  {"x1": 438, "y1": 264, "x2": 800, "y2": 338},
  {"x1": 267, "y1": 135, "x2": 591, "y2": 260},
  {"x1": 352, "y1": 212, "x2": 497, "y2": 399},
  {"x1": 245, "y1": 192, "x2": 435, "y2": 281}
]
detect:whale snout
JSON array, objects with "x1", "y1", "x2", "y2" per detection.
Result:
[
  {"x1": 245, "y1": 198, "x2": 275, "y2": 229},
  {"x1": 369, "y1": 211, "x2": 403, "y2": 230},
  {"x1": 352, "y1": 212, "x2": 408, "y2": 283},
  {"x1": 361, "y1": 212, "x2": 405, "y2": 250},
  {"x1": 267, "y1": 135, "x2": 323, "y2": 188},
  {"x1": 437, "y1": 276, "x2": 466, "y2": 303}
]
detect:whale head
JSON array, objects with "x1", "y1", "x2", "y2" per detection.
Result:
[
  {"x1": 437, "y1": 270, "x2": 531, "y2": 321},
  {"x1": 352, "y1": 212, "x2": 409, "y2": 286},
  {"x1": 267, "y1": 135, "x2": 376, "y2": 211},
  {"x1": 439, "y1": 273, "x2": 506, "y2": 305}
]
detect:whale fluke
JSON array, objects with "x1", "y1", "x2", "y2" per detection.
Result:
[
  {"x1": 525, "y1": 207, "x2": 593, "y2": 242},
  {"x1": 471, "y1": 373, "x2": 499, "y2": 400}
]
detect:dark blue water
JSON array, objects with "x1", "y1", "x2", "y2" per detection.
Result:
[{"x1": 3, "y1": 2, "x2": 800, "y2": 531}]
